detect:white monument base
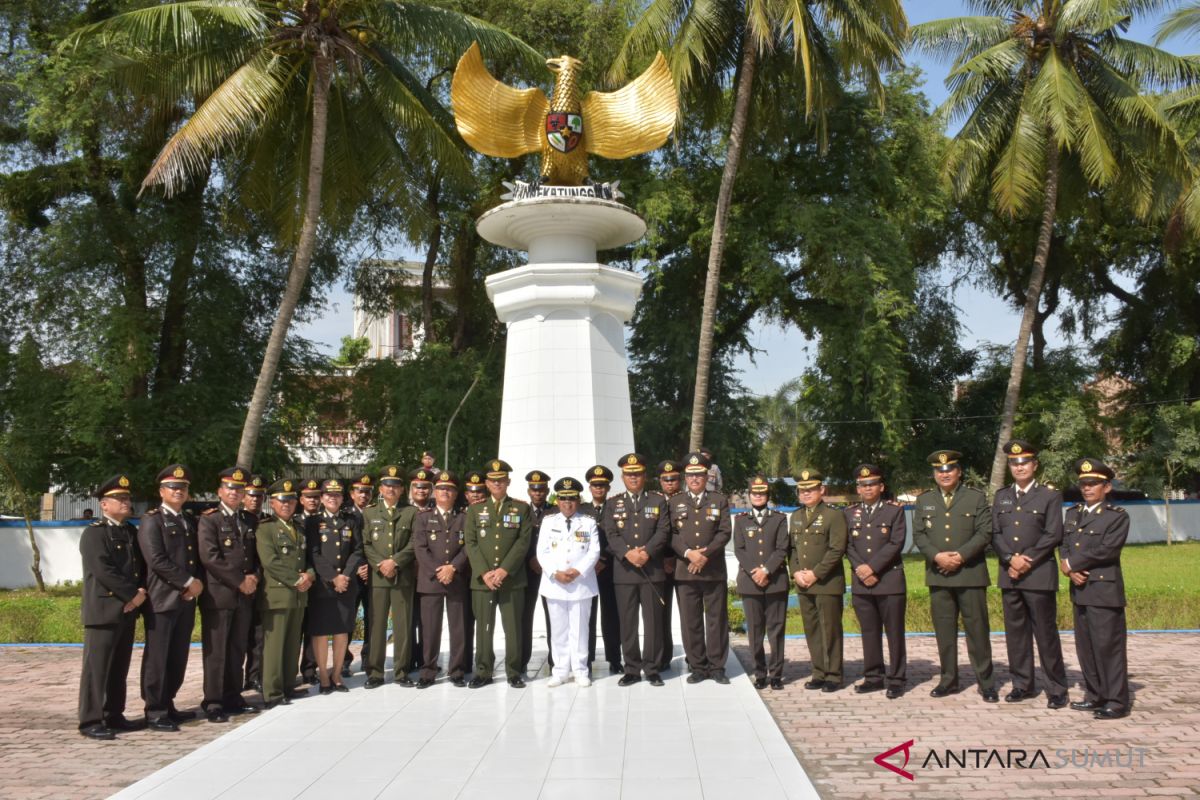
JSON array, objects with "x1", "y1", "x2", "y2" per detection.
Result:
[{"x1": 480, "y1": 196, "x2": 645, "y2": 496}]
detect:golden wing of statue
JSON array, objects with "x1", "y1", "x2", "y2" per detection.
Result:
[
  {"x1": 582, "y1": 52, "x2": 677, "y2": 159},
  {"x1": 451, "y1": 42, "x2": 548, "y2": 158}
]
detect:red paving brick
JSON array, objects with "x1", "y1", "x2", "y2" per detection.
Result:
[
  {"x1": 734, "y1": 632, "x2": 1200, "y2": 799},
  {"x1": 0, "y1": 646, "x2": 253, "y2": 799}
]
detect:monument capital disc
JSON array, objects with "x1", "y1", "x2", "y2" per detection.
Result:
[{"x1": 476, "y1": 196, "x2": 646, "y2": 264}]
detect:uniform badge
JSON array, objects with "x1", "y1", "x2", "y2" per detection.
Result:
[
  {"x1": 373, "y1": 532, "x2": 379, "y2": 540},
  {"x1": 321, "y1": 534, "x2": 328, "y2": 542},
  {"x1": 224, "y1": 538, "x2": 233, "y2": 547},
  {"x1": 431, "y1": 534, "x2": 437, "y2": 541},
  {"x1": 282, "y1": 546, "x2": 290, "y2": 554}
]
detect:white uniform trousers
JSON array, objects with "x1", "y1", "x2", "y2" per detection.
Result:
[{"x1": 546, "y1": 598, "x2": 591, "y2": 679}]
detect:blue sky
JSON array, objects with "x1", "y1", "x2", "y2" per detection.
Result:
[{"x1": 296, "y1": 0, "x2": 1184, "y2": 397}]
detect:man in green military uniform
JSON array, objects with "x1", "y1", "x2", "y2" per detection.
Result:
[
  {"x1": 362, "y1": 465, "x2": 418, "y2": 688},
  {"x1": 788, "y1": 469, "x2": 848, "y2": 692},
  {"x1": 464, "y1": 459, "x2": 533, "y2": 688},
  {"x1": 255, "y1": 479, "x2": 315, "y2": 708},
  {"x1": 913, "y1": 450, "x2": 997, "y2": 702}
]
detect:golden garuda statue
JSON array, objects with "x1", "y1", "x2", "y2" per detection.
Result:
[{"x1": 451, "y1": 42, "x2": 678, "y2": 186}]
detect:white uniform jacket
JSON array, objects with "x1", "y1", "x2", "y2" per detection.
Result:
[{"x1": 537, "y1": 511, "x2": 600, "y2": 601}]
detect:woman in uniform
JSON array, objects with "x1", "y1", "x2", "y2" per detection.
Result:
[{"x1": 307, "y1": 479, "x2": 365, "y2": 692}]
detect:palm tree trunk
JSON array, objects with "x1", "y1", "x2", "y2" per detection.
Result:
[
  {"x1": 988, "y1": 142, "x2": 1060, "y2": 491},
  {"x1": 421, "y1": 174, "x2": 442, "y2": 345},
  {"x1": 688, "y1": 28, "x2": 757, "y2": 451},
  {"x1": 236, "y1": 57, "x2": 333, "y2": 468}
]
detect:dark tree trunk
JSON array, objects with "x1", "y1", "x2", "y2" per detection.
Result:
[{"x1": 153, "y1": 171, "x2": 210, "y2": 392}]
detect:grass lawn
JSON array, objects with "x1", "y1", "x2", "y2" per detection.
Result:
[
  {"x1": 730, "y1": 542, "x2": 1200, "y2": 635},
  {"x1": 2, "y1": 542, "x2": 1197, "y2": 642}
]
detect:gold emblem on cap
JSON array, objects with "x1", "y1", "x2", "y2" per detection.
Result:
[
  {"x1": 1011, "y1": 443, "x2": 1022, "y2": 454},
  {"x1": 801, "y1": 470, "x2": 810, "y2": 481},
  {"x1": 492, "y1": 460, "x2": 501, "y2": 470},
  {"x1": 118, "y1": 476, "x2": 130, "y2": 488},
  {"x1": 626, "y1": 456, "x2": 635, "y2": 465},
  {"x1": 173, "y1": 466, "x2": 185, "y2": 478},
  {"x1": 233, "y1": 469, "x2": 244, "y2": 481},
  {"x1": 938, "y1": 453, "x2": 948, "y2": 465},
  {"x1": 664, "y1": 463, "x2": 673, "y2": 472},
  {"x1": 388, "y1": 466, "x2": 397, "y2": 477},
  {"x1": 1081, "y1": 460, "x2": 1093, "y2": 473},
  {"x1": 859, "y1": 467, "x2": 870, "y2": 478},
  {"x1": 594, "y1": 467, "x2": 603, "y2": 476},
  {"x1": 689, "y1": 456, "x2": 699, "y2": 465},
  {"x1": 284, "y1": 480, "x2": 293, "y2": 491},
  {"x1": 440, "y1": 471, "x2": 450, "y2": 481},
  {"x1": 532, "y1": 472, "x2": 542, "y2": 481}
]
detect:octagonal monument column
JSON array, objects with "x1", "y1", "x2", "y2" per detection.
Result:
[{"x1": 480, "y1": 196, "x2": 645, "y2": 497}]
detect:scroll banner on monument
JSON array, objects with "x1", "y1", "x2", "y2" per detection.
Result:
[{"x1": 500, "y1": 180, "x2": 625, "y2": 202}]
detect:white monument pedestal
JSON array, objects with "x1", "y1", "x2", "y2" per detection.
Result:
[{"x1": 480, "y1": 196, "x2": 645, "y2": 497}]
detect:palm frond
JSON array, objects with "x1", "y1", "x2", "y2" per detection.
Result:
[
  {"x1": 991, "y1": 89, "x2": 1048, "y2": 214},
  {"x1": 1155, "y1": 1, "x2": 1200, "y2": 44},
  {"x1": 1101, "y1": 38, "x2": 1200, "y2": 91},
  {"x1": 908, "y1": 16, "x2": 1010, "y2": 63},
  {"x1": 63, "y1": 0, "x2": 268, "y2": 55},
  {"x1": 1030, "y1": 44, "x2": 1085, "y2": 151},
  {"x1": 369, "y1": 1, "x2": 542, "y2": 75}
]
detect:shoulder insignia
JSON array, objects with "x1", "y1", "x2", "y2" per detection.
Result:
[
  {"x1": 144, "y1": 508, "x2": 161, "y2": 516},
  {"x1": 1109, "y1": 504, "x2": 1125, "y2": 513},
  {"x1": 202, "y1": 507, "x2": 218, "y2": 515},
  {"x1": 89, "y1": 519, "x2": 106, "y2": 527},
  {"x1": 260, "y1": 514, "x2": 276, "y2": 522}
]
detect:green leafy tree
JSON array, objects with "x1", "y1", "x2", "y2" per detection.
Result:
[
  {"x1": 68, "y1": 0, "x2": 540, "y2": 468},
  {"x1": 613, "y1": 0, "x2": 907, "y2": 452},
  {"x1": 911, "y1": 0, "x2": 1198, "y2": 492}
]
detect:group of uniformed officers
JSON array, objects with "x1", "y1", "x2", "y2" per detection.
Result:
[{"x1": 76, "y1": 439, "x2": 1132, "y2": 740}]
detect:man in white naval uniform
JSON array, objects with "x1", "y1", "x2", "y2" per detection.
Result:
[{"x1": 537, "y1": 477, "x2": 601, "y2": 687}]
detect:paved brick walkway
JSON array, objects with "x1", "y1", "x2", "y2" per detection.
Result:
[
  {"x1": 0, "y1": 646, "x2": 253, "y2": 800},
  {"x1": 734, "y1": 632, "x2": 1200, "y2": 799}
]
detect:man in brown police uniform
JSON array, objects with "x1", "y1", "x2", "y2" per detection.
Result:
[
  {"x1": 241, "y1": 475, "x2": 267, "y2": 693},
  {"x1": 78, "y1": 474, "x2": 147, "y2": 739},
  {"x1": 656, "y1": 459, "x2": 682, "y2": 671},
  {"x1": 913, "y1": 450, "x2": 997, "y2": 702},
  {"x1": 670, "y1": 452, "x2": 732, "y2": 683},
  {"x1": 343, "y1": 472, "x2": 374, "y2": 677},
  {"x1": 413, "y1": 470, "x2": 470, "y2": 687},
  {"x1": 582, "y1": 465, "x2": 622, "y2": 673},
  {"x1": 197, "y1": 467, "x2": 261, "y2": 722},
  {"x1": 734, "y1": 475, "x2": 790, "y2": 690},
  {"x1": 604, "y1": 453, "x2": 670, "y2": 686},
  {"x1": 789, "y1": 469, "x2": 847, "y2": 692},
  {"x1": 844, "y1": 464, "x2": 907, "y2": 698},
  {"x1": 1061, "y1": 458, "x2": 1131, "y2": 719},
  {"x1": 406, "y1": 467, "x2": 436, "y2": 672},
  {"x1": 139, "y1": 464, "x2": 204, "y2": 731},
  {"x1": 992, "y1": 440, "x2": 1068, "y2": 708}
]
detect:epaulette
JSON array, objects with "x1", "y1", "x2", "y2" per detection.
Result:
[
  {"x1": 1106, "y1": 504, "x2": 1125, "y2": 513},
  {"x1": 90, "y1": 519, "x2": 106, "y2": 527},
  {"x1": 418, "y1": 506, "x2": 435, "y2": 513},
  {"x1": 202, "y1": 508, "x2": 219, "y2": 516},
  {"x1": 144, "y1": 508, "x2": 161, "y2": 515},
  {"x1": 260, "y1": 514, "x2": 276, "y2": 523}
]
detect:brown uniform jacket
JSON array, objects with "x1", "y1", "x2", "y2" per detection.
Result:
[
  {"x1": 138, "y1": 506, "x2": 202, "y2": 613},
  {"x1": 197, "y1": 506, "x2": 260, "y2": 610},
  {"x1": 413, "y1": 506, "x2": 470, "y2": 596},
  {"x1": 788, "y1": 502, "x2": 848, "y2": 596},
  {"x1": 732, "y1": 509, "x2": 790, "y2": 595},
  {"x1": 1062, "y1": 503, "x2": 1128, "y2": 608},
  {"x1": 844, "y1": 501, "x2": 907, "y2": 595},
  {"x1": 604, "y1": 491, "x2": 671, "y2": 584},
  {"x1": 669, "y1": 490, "x2": 731, "y2": 582},
  {"x1": 306, "y1": 511, "x2": 365, "y2": 589},
  {"x1": 80, "y1": 518, "x2": 144, "y2": 626},
  {"x1": 991, "y1": 483, "x2": 1063, "y2": 591}
]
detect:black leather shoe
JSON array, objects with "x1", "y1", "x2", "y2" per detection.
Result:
[
  {"x1": 770, "y1": 678, "x2": 784, "y2": 691},
  {"x1": 1094, "y1": 706, "x2": 1129, "y2": 720},
  {"x1": 886, "y1": 687, "x2": 903, "y2": 700},
  {"x1": 648, "y1": 674, "x2": 664, "y2": 687},
  {"x1": 1047, "y1": 694, "x2": 1068, "y2": 709},
  {"x1": 206, "y1": 710, "x2": 230, "y2": 723},
  {"x1": 1071, "y1": 699, "x2": 1100, "y2": 711},
  {"x1": 148, "y1": 717, "x2": 180, "y2": 732},
  {"x1": 822, "y1": 681, "x2": 839, "y2": 693},
  {"x1": 855, "y1": 681, "x2": 885, "y2": 694},
  {"x1": 416, "y1": 678, "x2": 435, "y2": 689},
  {"x1": 929, "y1": 683, "x2": 960, "y2": 698},
  {"x1": 507, "y1": 676, "x2": 526, "y2": 688},
  {"x1": 468, "y1": 676, "x2": 493, "y2": 688},
  {"x1": 451, "y1": 676, "x2": 467, "y2": 687},
  {"x1": 167, "y1": 708, "x2": 195, "y2": 722},
  {"x1": 364, "y1": 677, "x2": 384, "y2": 689},
  {"x1": 395, "y1": 676, "x2": 415, "y2": 688},
  {"x1": 618, "y1": 674, "x2": 642, "y2": 687},
  {"x1": 686, "y1": 672, "x2": 707, "y2": 684},
  {"x1": 333, "y1": 683, "x2": 349, "y2": 693},
  {"x1": 319, "y1": 684, "x2": 334, "y2": 695},
  {"x1": 753, "y1": 677, "x2": 768, "y2": 690},
  {"x1": 712, "y1": 672, "x2": 730, "y2": 685},
  {"x1": 105, "y1": 716, "x2": 147, "y2": 731},
  {"x1": 608, "y1": 662, "x2": 622, "y2": 673},
  {"x1": 81, "y1": 724, "x2": 116, "y2": 740},
  {"x1": 264, "y1": 699, "x2": 286, "y2": 709},
  {"x1": 804, "y1": 679, "x2": 824, "y2": 690},
  {"x1": 1005, "y1": 688, "x2": 1037, "y2": 703},
  {"x1": 981, "y1": 689, "x2": 999, "y2": 703}
]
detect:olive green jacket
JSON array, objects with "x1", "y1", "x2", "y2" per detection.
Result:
[
  {"x1": 787, "y1": 501, "x2": 847, "y2": 596},
  {"x1": 913, "y1": 486, "x2": 992, "y2": 587},
  {"x1": 361, "y1": 502, "x2": 418, "y2": 588},
  {"x1": 464, "y1": 496, "x2": 532, "y2": 591},
  {"x1": 255, "y1": 516, "x2": 315, "y2": 610}
]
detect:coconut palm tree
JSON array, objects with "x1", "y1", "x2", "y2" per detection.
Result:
[
  {"x1": 912, "y1": 0, "x2": 1199, "y2": 491},
  {"x1": 611, "y1": 0, "x2": 907, "y2": 452},
  {"x1": 68, "y1": 0, "x2": 539, "y2": 467}
]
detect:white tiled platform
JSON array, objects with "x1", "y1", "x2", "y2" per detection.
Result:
[{"x1": 111, "y1": 640, "x2": 817, "y2": 800}]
